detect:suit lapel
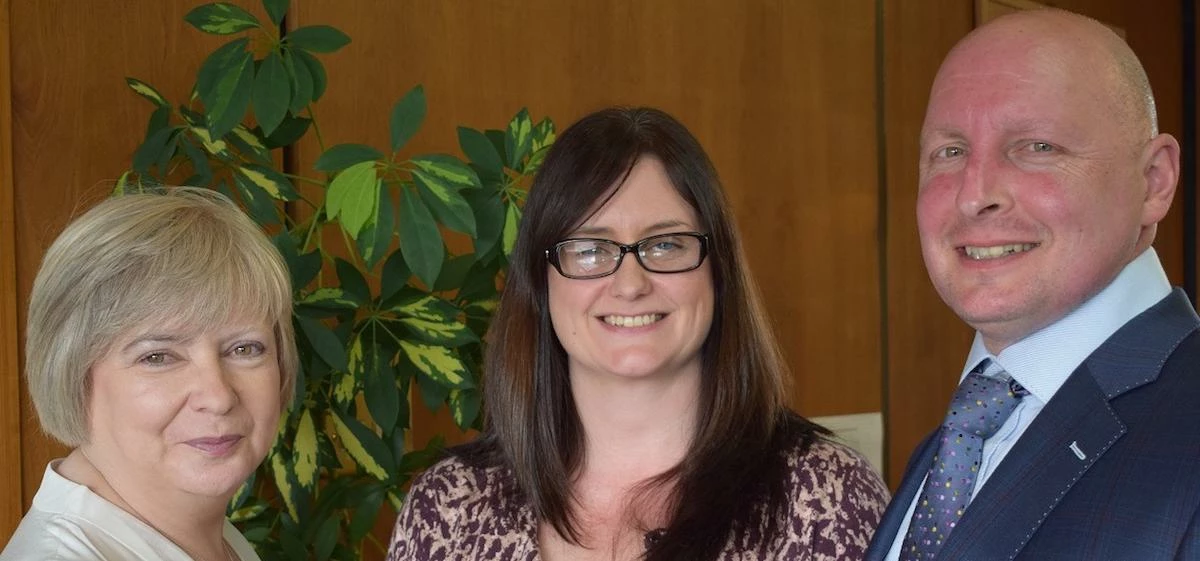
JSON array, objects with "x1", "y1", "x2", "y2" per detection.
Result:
[
  {"x1": 936, "y1": 289, "x2": 1200, "y2": 560},
  {"x1": 864, "y1": 433, "x2": 938, "y2": 560},
  {"x1": 936, "y1": 366, "x2": 1124, "y2": 559}
]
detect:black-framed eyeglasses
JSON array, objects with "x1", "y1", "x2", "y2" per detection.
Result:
[{"x1": 545, "y1": 232, "x2": 710, "y2": 280}]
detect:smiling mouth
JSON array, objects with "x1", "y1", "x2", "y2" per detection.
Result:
[
  {"x1": 186, "y1": 435, "x2": 243, "y2": 454},
  {"x1": 603, "y1": 313, "x2": 664, "y2": 327},
  {"x1": 962, "y1": 243, "x2": 1039, "y2": 260}
]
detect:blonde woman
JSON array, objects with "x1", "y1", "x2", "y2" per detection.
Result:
[{"x1": 2, "y1": 188, "x2": 297, "y2": 560}]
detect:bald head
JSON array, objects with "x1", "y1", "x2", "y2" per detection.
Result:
[
  {"x1": 916, "y1": 8, "x2": 1181, "y2": 352},
  {"x1": 941, "y1": 9, "x2": 1157, "y2": 139}
]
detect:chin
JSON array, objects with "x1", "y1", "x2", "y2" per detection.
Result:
[{"x1": 173, "y1": 458, "x2": 259, "y2": 497}]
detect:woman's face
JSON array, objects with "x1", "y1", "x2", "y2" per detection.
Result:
[
  {"x1": 85, "y1": 318, "x2": 281, "y2": 499},
  {"x1": 547, "y1": 156, "x2": 715, "y2": 384}
]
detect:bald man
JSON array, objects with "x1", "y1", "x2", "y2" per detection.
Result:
[{"x1": 866, "y1": 9, "x2": 1199, "y2": 561}]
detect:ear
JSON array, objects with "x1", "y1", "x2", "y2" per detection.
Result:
[{"x1": 1138, "y1": 132, "x2": 1180, "y2": 225}]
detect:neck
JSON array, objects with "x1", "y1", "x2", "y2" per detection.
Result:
[
  {"x1": 61, "y1": 448, "x2": 233, "y2": 561},
  {"x1": 569, "y1": 366, "x2": 700, "y2": 480}
]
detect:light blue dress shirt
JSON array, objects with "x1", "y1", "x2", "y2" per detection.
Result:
[{"x1": 883, "y1": 248, "x2": 1172, "y2": 561}]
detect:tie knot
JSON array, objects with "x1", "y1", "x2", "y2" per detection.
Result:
[{"x1": 943, "y1": 372, "x2": 1024, "y2": 440}]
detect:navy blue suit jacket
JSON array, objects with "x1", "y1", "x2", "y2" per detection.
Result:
[{"x1": 867, "y1": 289, "x2": 1200, "y2": 560}]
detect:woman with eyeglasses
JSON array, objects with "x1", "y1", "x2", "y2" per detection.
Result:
[{"x1": 387, "y1": 107, "x2": 889, "y2": 560}]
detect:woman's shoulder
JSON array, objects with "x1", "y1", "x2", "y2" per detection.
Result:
[
  {"x1": 402, "y1": 447, "x2": 531, "y2": 525},
  {"x1": 388, "y1": 452, "x2": 536, "y2": 561},
  {"x1": 2, "y1": 483, "x2": 188, "y2": 561},
  {"x1": 782, "y1": 435, "x2": 889, "y2": 502},
  {"x1": 777, "y1": 433, "x2": 892, "y2": 517}
]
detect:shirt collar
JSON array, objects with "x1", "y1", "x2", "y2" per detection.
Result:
[{"x1": 960, "y1": 248, "x2": 1171, "y2": 403}]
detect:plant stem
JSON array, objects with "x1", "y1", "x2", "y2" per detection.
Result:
[{"x1": 307, "y1": 105, "x2": 327, "y2": 153}]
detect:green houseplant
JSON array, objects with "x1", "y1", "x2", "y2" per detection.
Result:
[{"x1": 116, "y1": 1, "x2": 554, "y2": 559}]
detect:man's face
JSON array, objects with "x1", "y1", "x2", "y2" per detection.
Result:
[{"x1": 916, "y1": 36, "x2": 1153, "y2": 352}]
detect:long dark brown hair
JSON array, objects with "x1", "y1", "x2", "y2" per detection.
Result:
[{"x1": 459, "y1": 106, "x2": 827, "y2": 560}]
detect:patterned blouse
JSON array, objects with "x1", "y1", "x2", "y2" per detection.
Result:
[{"x1": 387, "y1": 438, "x2": 889, "y2": 560}]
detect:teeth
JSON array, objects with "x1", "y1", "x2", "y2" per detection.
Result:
[
  {"x1": 963, "y1": 243, "x2": 1038, "y2": 260},
  {"x1": 603, "y1": 314, "x2": 663, "y2": 327}
]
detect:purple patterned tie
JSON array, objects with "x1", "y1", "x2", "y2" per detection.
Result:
[{"x1": 899, "y1": 371, "x2": 1025, "y2": 560}]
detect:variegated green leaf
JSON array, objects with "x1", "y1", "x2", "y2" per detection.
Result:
[
  {"x1": 410, "y1": 154, "x2": 481, "y2": 190},
  {"x1": 195, "y1": 38, "x2": 253, "y2": 139},
  {"x1": 531, "y1": 116, "x2": 556, "y2": 152},
  {"x1": 413, "y1": 173, "x2": 476, "y2": 237},
  {"x1": 190, "y1": 126, "x2": 231, "y2": 158},
  {"x1": 185, "y1": 3, "x2": 262, "y2": 35},
  {"x1": 333, "y1": 371, "x2": 357, "y2": 407},
  {"x1": 232, "y1": 168, "x2": 282, "y2": 225},
  {"x1": 398, "y1": 316, "x2": 476, "y2": 347},
  {"x1": 346, "y1": 335, "x2": 364, "y2": 376},
  {"x1": 228, "y1": 501, "x2": 268, "y2": 523},
  {"x1": 465, "y1": 298, "x2": 499, "y2": 317},
  {"x1": 390, "y1": 294, "x2": 459, "y2": 321},
  {"x1": 502, "y1": 203, "x2": 521, "y2": 256},
  {"x1": 399, "y1": 341, "x2": 471, "y2": 389},
  {"x1": 330, "y1": 411, "x2": 395, "y2": 481},
  {"x1": 293, "y1": 409, "x2": 319, "y2": 489},
  {"x1": 326, "y1": 161, "x2": 379, "y2": 238},
  {"x1": 237, "y1": 164, "x2": 298, "y2": 201},
  {"x1": 358, "y1": 191, "x2": 395, "y2": 270},
  {"x1": 228, "y1": 471, "x2": 255, "y2": 511},
  {"x1": 387, "y1": 491, "x2": 404, "y2": 511},
  {"x1": 125, "y1": 78, "x2": 169, "y2": 107},
  {"x1": 113, "y1": 171, "x2": 136, "y2": 196},
  {"x1": 228, "y1": 125, "x2": 270, "y2": 163},
  {"x1": 504, "y1": 108, "x2": 533, "y2": 170},
  {"x1": 300, "y1": 287, "x2": 361, "y2": 310},
  {"x1": 270, "y1": 451, "x2": 299, "y2": 519},
  {"x1": 449, "y1": 388, "x2": 481, "y2": 430}
]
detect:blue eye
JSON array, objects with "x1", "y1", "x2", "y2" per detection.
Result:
[
  {"x1": 649, "y1": 240, "x2": 683, "y2": 253},
  {"x1": 1030, "y1": 141, "x2": 1054, "y2": 153}
]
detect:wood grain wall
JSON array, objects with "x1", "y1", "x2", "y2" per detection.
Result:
[
  {"x1": 287, "y1": 0, "x2": 883, "y2": 445},
  {"x1": 3, "y1": 0, "x2": 266, "y2": 538},
  {"x1": 0, "y1": 0, "x2": 1192, "y2": 542},
  {"x1": 1, "y1": 0, "x2": 23, "y2": 540}
]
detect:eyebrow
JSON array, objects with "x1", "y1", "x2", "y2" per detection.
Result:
[
  {"x1": 120, "y1": 333, "x2": 192, "y2": 353},
  {"x1": 118, "y1": 326, "x2": 266, "y2": 353},
  {"x1": 572, "y1": 219, "x2": 695, "y2": 238}
]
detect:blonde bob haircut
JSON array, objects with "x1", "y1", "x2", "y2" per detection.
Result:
[{"x1": 26, "y1": 187, "x2": 297, "y2": 446}]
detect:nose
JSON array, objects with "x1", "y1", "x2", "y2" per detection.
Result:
[
  {"x1": 955, "y1": 154, "x2": 1011, "y2": 218},
  {"x1": 191, "y1": 356, "x2": 239, "y2": 414},
  {"x1": 607, "y1": 251, "x2": 652, "y2": 299}
]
